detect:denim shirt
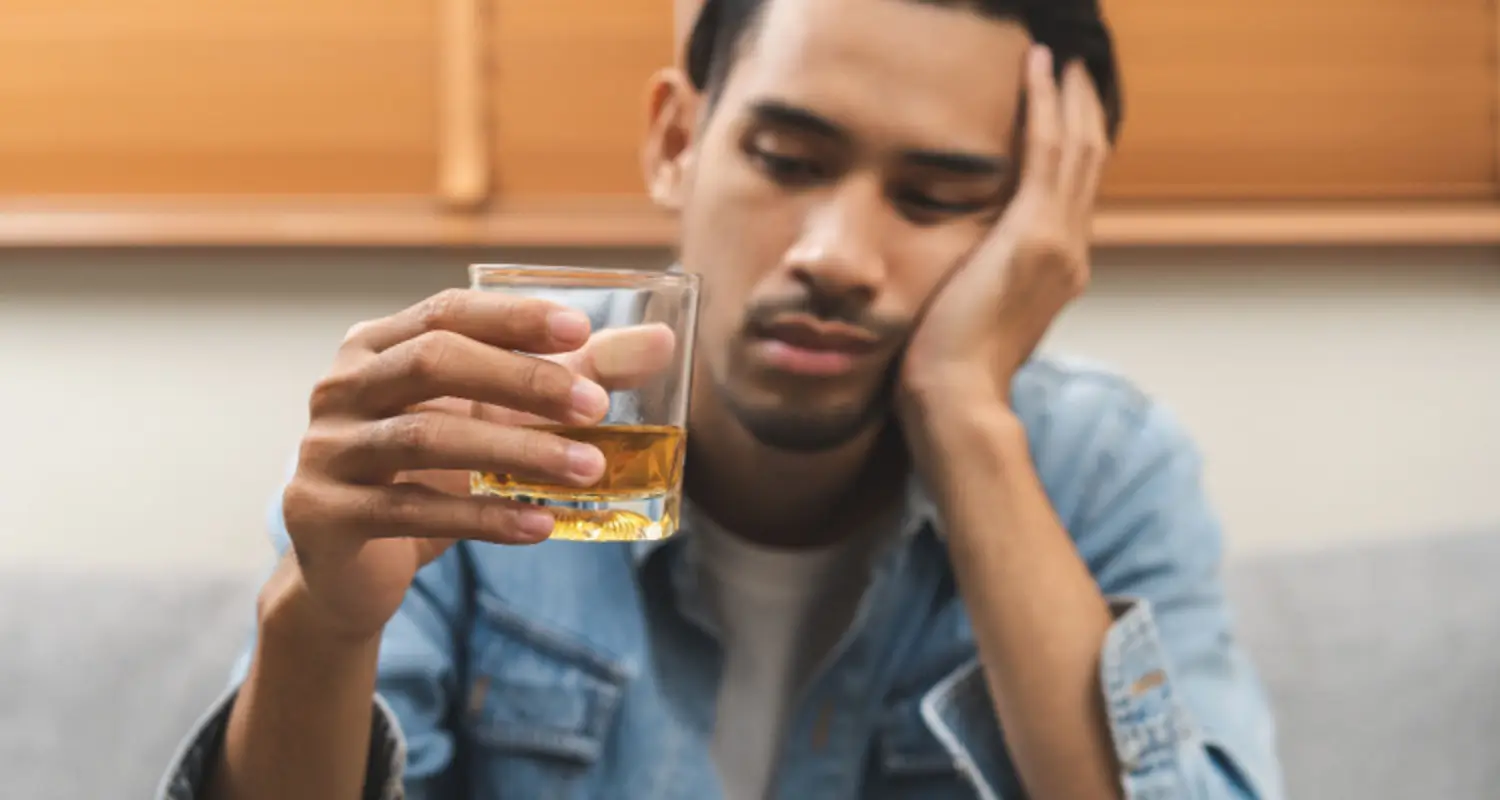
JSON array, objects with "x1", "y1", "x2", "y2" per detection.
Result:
[{"x1": 159, "y1": 356, "x2": 1285, "y2": 800}]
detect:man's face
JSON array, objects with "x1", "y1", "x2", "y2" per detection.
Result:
[{"x1": 664, "y1": 0, "x2": 1029, "y2": 451}]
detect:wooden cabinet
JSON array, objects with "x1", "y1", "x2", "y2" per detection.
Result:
[
  {"x1": 0, "y1": 0, "x2": 439, "y2": 195},
  {"x1": 489, "y1": 0, "x2": 674, "y2": 200},
  {"x1": 1, "y1": 0, "x2": 1497, "y2": 247},
  {"x1": 1100, "y1": 0, "x2": 1496, "y2": 202}
]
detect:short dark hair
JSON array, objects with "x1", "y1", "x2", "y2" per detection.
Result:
[{"x1": 684, "y1": 0, "x2": 1123, "y2": 142}]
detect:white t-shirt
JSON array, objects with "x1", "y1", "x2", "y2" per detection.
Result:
[{"x1": 693, "y1": 510, "x2": 894, "y2": 800}]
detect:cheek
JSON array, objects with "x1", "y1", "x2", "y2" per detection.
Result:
[{"x1": 679, "y1": 148, "x2": 805, "y2": 326}]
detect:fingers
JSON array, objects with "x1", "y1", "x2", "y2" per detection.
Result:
[
  {"x1": 345, "y1": 289, "x2": 593, "y2": 356},
  {"x1": 1015, "y1": 45, "x2": 1109, "y2": 228},
  {"x1": 567, "y1": 323, "x2": 677, "y2": 391},
  {"x1": 1017, "y1": 45, "x2": 1062, "y2": 201},
  {"x1": 314, "y1": 329, "x2": 611, "y2": 424},
  {"x1": 464, "y1": 323, "x2": 679, "y2": 427},
  {"x1": 314, "y1": 411, "x2": 607, "y2": 487},
  {"x1": 287, "y1": 479, "x2": 558, "y2": 546},
  {"x1": 1057, "y1": 59, "x2": 1109, "y2": 225}
]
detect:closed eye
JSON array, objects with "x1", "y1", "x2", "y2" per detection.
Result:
[
  {"x1": 748, "y1": 146, "x2": 830, "y2": 186},
  {"x1": 892, "y1": 187, "x2": 997, "y2": 224}
]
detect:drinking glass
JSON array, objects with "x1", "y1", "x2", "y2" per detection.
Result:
[{"x1": 468, "y1": 264, "x2": 700, "y2": 542}]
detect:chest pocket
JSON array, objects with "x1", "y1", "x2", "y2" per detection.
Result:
[
  {"x1": 867, "y1": 691, "x2": 1028, "y2": 800},
  {"x1": 462, "y1": 594, "x2": 629, "y2": 800},
  {"x1": 866, "y1": 695, "x2": 980, "y2": 800}
]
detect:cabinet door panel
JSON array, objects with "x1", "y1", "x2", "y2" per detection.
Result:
[
  {"x1": 0, "y1": 0, "x2": 438, "y2": 195},
  {"x1": 1101, "y1": 0, "x2": 1496, "y2": 201},
  {"x1": 489, "y1": 0, "x2": 675, "y2": 199}
]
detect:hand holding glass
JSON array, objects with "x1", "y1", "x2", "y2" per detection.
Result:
[{"x1": 468, "y1": 265, "x2": 699, "y2": 542}]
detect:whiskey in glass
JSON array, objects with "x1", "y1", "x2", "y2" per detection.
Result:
[{"x1": 467, "y1": 264, "x2": 699, "y2": 542}]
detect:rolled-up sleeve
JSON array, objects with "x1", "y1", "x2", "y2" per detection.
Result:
[
  {"x1": 1078, "y1": 399, "x2": 1283, "y2": 800},
  {"x1": 1098, "y1": 597, "x2": 1275, "y2": 800},
  {"x1": 923, "y1": 379, "x2": 1285, "y2": 799},
  {"x1": 155, "y1": 689, "x2": 407, "y2": 800},
  {"x1": 154, "y1": 479, "x2": 470, "y2": 800}
]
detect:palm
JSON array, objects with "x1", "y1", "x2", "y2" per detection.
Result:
[{"x1": 902, "y1": 49, "x2": 1102, "y2": 395}]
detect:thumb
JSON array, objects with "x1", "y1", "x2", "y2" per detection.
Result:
[{"x1": 566, "y1": 323, "x2": 677, "y2": 391}]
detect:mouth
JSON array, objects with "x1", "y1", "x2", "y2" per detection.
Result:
[{"x1": 748, "y1": 314, "x2": 883, "y2": 377}]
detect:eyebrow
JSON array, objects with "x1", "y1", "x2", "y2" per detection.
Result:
[{"x1": 747, "y1": 99, "x2": 1012, "y2": 178}]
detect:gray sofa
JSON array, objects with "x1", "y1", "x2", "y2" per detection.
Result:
[{"x1": 4, "y1": 530, "x2": 1497, "y2": 799}]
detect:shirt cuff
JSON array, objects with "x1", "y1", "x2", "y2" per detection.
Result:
[
  {"x1": 1100, "y1": 597, "x2": 1200, "y2": 793},
  {"x1": 154, "y1": 688, "x2": 409, "y2": 800}
]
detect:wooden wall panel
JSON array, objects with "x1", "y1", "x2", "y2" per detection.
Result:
[
  {"x1": 0, "y1": 0, "x2": 439, "y2": 195},
  {"x1": 1100, "y1": 0, "x2": 1497, "y2": 201},
  {"x1": 669, "y1": 0, "x2": 1497, "y2": 203},
  {"x1": 3, "y1": 0, "x2": 1499, "y2": 247},
  {"x1": 488, "y1": 0, "x2": 675, "y2": 200}
]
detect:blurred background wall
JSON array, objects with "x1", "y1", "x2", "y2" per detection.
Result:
[
  {"x1": 7, "y1": 3, "x2": 1500, "y2": 799},
  {"x1": 4, "y1": 245, "x2": 1497, "y2": 571},
  {"x1": 3, "y1": 0, "x2": 1499, "y2": 570}
]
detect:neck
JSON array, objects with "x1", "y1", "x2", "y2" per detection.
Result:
[{"x1": 683, "y1": 390, "x2": 908, "y2": 549}]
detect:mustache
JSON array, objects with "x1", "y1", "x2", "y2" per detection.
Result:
[{"x1": 743, "y1": 295, "x2": 910, "y2": 343}]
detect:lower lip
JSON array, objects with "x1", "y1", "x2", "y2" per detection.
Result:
[{"x1": 753, "y1": 339, "x2": 861, "y2": 376}]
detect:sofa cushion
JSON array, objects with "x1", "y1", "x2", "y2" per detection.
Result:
[
  {"x1": 3, "y1": 530, "x2": 1497, "y2": 800},
  {"x1": 0, "y1": 571, "x2": 258, "y2": 800},
  {"x1": 1227, "y1": 529, "x2": 1500, "y2": 800}
]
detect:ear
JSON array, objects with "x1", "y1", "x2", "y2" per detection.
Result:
[{"x1": 641, "y1": 68, "x2": 700, "y2": 212}]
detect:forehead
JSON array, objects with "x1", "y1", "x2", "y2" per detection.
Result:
[{"x1": 720, "y1": 0, "x2": 1030, "y2": 153}]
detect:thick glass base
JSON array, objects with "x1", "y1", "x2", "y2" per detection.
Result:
[{"x1": 470, "y1": 475, "x2": 680, "y2": 542}]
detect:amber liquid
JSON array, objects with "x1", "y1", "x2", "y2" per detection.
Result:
[{"x1": 470, "y1": 424, "x2": 686, "y2": 542}]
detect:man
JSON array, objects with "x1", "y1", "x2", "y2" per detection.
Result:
[{"x1": 161, "y1": 0, "x2": 1283, "y2": 797}]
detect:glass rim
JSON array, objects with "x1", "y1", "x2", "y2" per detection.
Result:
[{"x1": 470, "y1": 263, "x2": 698, "y2": 290}]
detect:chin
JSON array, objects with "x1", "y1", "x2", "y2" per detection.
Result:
[{"x1": 717, "y1": 383, "x2": 886, "y2": 453}]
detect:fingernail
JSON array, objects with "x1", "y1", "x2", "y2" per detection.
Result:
[
  {"x1": 547, "y1": 309, "x2": 590, "y2": 342},
  {"x1": 567, "y1": 443, "x2": 606, "y2": 480},
  {"x1": 571, "y1": 377, "x2": 610, "y2": 417},
  {"x1": 518, "y1": 509, "x2": 555, "y2": 539}
]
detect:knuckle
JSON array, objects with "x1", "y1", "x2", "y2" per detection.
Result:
[
  {"x1": 385, "y1": 412, "x2": 443, "y2": 457},
  {"x1": 404, "y1": 330, "x2": 460, "y2": 380},
  {"x1": 1078, "y1": 134, "x2": 1108, "y2": 165},
  {"x1": 297, "y1": 423, "x2": 344, "y2": 468},
  {"x1": 379, "y1": 488, "x2": 428, "y2": 529},
  {"x1": 517, "y1": 356, "x2": 572, "y2": 405},
  {"x1": 473, "y1": 501, "x2": 517, "y2": 533},
  {"x1": 1019, "y1": 233, "x2": 1074, "y2": 267},
  {"x1": 513, "y1": 428, "x2": 548, "y2": 470},
  {"x1": 308, "y1": 369, "x2": 360, "y2": 417},
  {"x1": 1040, "y1": 139, "x2": 1064, "y2": 166},
  {"x1": 341, "y1": 319, "x2": 374, "y2": 345},
  {"x1": 416, "y1": 288, "x2": 466, "y2": 332},
  {"x1": 507, "y1": 296, "x2": 551, "y2": 333},
  {"x1": 517, "y1": 429, "x2": 567, "y2": 474},
  {"x1": 281, "y1": 478, "x2": 328, "y2": 540}
]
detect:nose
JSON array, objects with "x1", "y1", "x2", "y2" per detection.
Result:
[{"x1": 785, "y1": 178, "x2": 888, "y2": 317}]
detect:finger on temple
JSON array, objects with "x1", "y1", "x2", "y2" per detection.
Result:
[
  {"x1": 1057, "y1": 59, "x2": 1096, "y2": 195},
  {"x1": 1017, "y1": 44, "x2": 1061, "y2": 195}
]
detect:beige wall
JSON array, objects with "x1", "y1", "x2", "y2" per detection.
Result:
[{"x1": 2, "y1": 246, "x2": 1497, "y2": 571}]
